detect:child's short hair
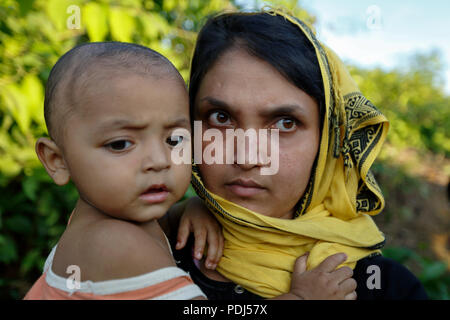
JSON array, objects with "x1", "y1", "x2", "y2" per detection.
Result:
[{"x1": 44, "y1": 42, "x2": 184, "y2": 144}]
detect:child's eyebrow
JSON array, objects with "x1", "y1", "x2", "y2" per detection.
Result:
[
  {"x1": 97, "y1": 117, "x2": 190, "y2": 132},
  {"x1": 164, "y1": 117, "x2": 190, "y2": 129},
  {"x1": 97, "y1": 119, "x2": 148, "y2": 131}
]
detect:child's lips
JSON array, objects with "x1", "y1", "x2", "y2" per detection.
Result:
[{"x1": 139, "y1": 184, "x2": 169, "y2": 204}]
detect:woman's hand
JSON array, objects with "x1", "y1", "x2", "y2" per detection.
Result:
[
  {"x1": 275, "y1": 253, "x2": 357, "y2": 300},
  {"x1": 176, "y1": 197, "x2": 224, "y2": 270}
]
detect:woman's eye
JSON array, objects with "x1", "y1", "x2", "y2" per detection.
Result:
[
  {"x1": 208, "y1": 111, "x2": 231, "y2": 126},
  {"x1": 106, "y1": 140, "x2": 133, "y2": 151},
  {"x1": 273, "y1": 118, "x2": 297, "y2": 132},
  {"x1": 166, "y1": 135, "x2": 184, "y2": 147}
]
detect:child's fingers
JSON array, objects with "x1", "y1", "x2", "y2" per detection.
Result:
[
  {"x1": 339, "y1": 278, "x2": 357, "y2": 297},
  {"x1": 317, "y1": 253, "x2": 347, "y2": 273},
  {"x1": 193, "y1": 228, "x2": 207, "y2": 260},
  {"x1": 175, "y1": 219, "x2": 191, "y2": 250},
  {"x1": 205, "y1": 228, "x2": 224, "y2": 268},
  {"x1": 205, "y1": 242, "x2": 218, "y2": 269},
  {"x1": 331, "y1": 266, "x2": 353, "y2": 284},
  {"x1": 293, "y1": 252, "x2": 309, "y2": 275},
  {"x1": 211, "y1": 228, "x2": 224, "y2": 265},
  {"x1": 216, "y1": 233, "x2": 224, "y2": 264},
  {"x1": 344, "y1": 291, "x2": 357, "y2": 300},
  {"x1": 204, "y1": 229, "x2": 219, "y2": 268}
]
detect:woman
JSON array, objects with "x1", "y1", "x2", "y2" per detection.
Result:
[{"x1": 171, "y1": 9, "x2": 428, "y2": 300}]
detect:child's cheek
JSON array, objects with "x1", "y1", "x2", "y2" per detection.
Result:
[{"x1": 173, "y1": 163, "x2": 192, "y2": 197}]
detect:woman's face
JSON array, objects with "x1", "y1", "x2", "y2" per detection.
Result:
[{"x1": 194, "y1": 48, "x2": 320, "y2": 219}]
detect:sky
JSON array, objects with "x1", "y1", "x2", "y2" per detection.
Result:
[{"x1": 236, "y1": 0, "x2": 450, "y2": 94}]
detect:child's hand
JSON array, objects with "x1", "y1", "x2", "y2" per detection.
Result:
[
  {"x1": 287, "y1": 252, "x2": 357, "y2": 300},
  {"x1": 175, "y1": 197, "x2": 224, "y2": 270}
]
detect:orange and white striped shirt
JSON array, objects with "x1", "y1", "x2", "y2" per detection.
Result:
[{"x1": 24, "y1": 246, "x2": 205, "y2": 300}]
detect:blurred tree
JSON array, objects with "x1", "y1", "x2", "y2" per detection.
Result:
[
  {"x1": 349, "y1": 52, "x2": 450, "y2": 299},
  {"x1": 348, "y1": 50, "x2": 450, "y2": 157}
]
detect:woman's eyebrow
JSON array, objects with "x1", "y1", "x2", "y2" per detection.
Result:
[
  {"x1": 199, "y1": 96, "x2": 235, "y2": 113},
  {"x1": 259, "y1": 104, "x2": 307, "y2": 118},
  {"x1": 200, "y1": 97, "x2": 307, "y2": 118}
]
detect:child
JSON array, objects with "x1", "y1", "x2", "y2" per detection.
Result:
[{"x1": 24, "y1": 42, "x2": 216, "y2": 299}]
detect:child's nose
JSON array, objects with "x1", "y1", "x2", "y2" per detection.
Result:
[{"x1": 141, "y1": 141, "x2": 171, "y2": 172}]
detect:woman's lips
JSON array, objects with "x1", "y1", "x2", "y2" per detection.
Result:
[
  {"x1": 139, "y1": 185, "x2": 169, "y2": 204},
  {"x1": 225, "y1": 179, "x2": 265, "y2": 197}
]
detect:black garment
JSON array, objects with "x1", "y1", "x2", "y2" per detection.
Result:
[{"x1": 173, "y1": 238, "x2": 428, "y2": 300}]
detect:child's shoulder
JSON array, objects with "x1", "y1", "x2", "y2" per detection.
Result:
[{"x1": 52, "y1": 218, "x2": 175, "y2": 282}]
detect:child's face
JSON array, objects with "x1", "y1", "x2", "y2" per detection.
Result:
[{"x1": 60, "y1": 73, "x2": 191, "y2": 222}]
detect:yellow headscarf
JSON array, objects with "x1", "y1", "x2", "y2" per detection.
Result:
[{"x1": 191, "y1": 9, "x2": 389, "y2": 298}]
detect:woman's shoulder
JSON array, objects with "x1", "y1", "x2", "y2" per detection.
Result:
[
  {"x1": 353, "y1": 254, "x2": 428, "y2": 300},
  {"x1": 52, "y1": 218, "x2": 176, "y2": 282}
]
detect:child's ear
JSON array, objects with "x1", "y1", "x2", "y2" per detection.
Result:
[{"x1": 35, "y1": 137, "x2": 70, "y2": 186}]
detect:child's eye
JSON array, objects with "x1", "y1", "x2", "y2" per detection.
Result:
[
  {"x1": 105, "y1": 140, "x2": 133, "y2": 151},
  {"x1": 166, "y1": 135, "x2": 184, "y2": 147},
  {"x1": 208, "y1": 111, "x2": 232, "y2": 126},
  {"x1": 272, "y1": 118, "x2": 297, "y2": 132}
]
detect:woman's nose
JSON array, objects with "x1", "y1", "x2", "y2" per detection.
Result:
[{"x1": 233, "y1": 129, "x2": 264, "y2": 170}]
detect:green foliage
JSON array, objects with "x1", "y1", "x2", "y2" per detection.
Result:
[
  {"x1": 0, "y1": 167, "x2": 78, "y2": 299},
  {"x1": 373, "y1": 159, "x2": 449, "y2": 299},
  {"x1": 383, "y1": 247, "x2": 450, "y2": 300},
  {"x1": 348, "y1": 50, "x2": 450, "y2": 157}
]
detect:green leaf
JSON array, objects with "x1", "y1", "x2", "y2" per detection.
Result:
[
  {"x1": 83, "y1": 2, "x2": 109, "y2": 42},
  {"x1": 5, "y1": 214, "x2": 33, "y2": 234},
  {"x1": 21, "y1": 74, "x2": 44, "y2": 124},
  {"x1": 184, "y1": 184, "x2": 197, "y2": 199},
  {"x1": 139, "y1": 12, "x2": 171, "y2": 39},
  {"x1": 419, "y1": 261, "x2": 448, "y2": 282},
  {"x1": 382, "y1": 247, "x2": 416, "y2": 264},
  {"x1": 20, "y1": 249, "x2": 41, "y2": 274},
  {"x1": 109, "y1": 7, "x2": 136, "y2": 42},
  {"x1": 45, "y1": 209, "x2": 60, "y2": 227},
  {"x1": 0, "y1": 234, "x2": 18, "y2": 263},
  {"x1": 163, "y1": 0, "x2": 178, "y2": 12},
  {"x1": 22, "y1": 175, "x2": 39, "y2": 201},
  {"x1": 1, "y1": 83, "x2": 30, "y2": 134},
  {"x1": 45, "y1": 0, "x2": 73, "y2": 31},
  {"x1": 0, "y1": 154, "x2": 22, "y2": 179},
  {"x1": 17, "y1": 0, "x2": 35, "y2": 16}
]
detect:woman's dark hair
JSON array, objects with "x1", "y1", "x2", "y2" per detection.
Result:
[{"x1": 189, "y1": 12, "x2": 325, "y2": 123}]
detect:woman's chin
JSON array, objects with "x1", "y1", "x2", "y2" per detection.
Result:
[{"x1": 224, "y1": 194, "x2": 272, "y2": 216}]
